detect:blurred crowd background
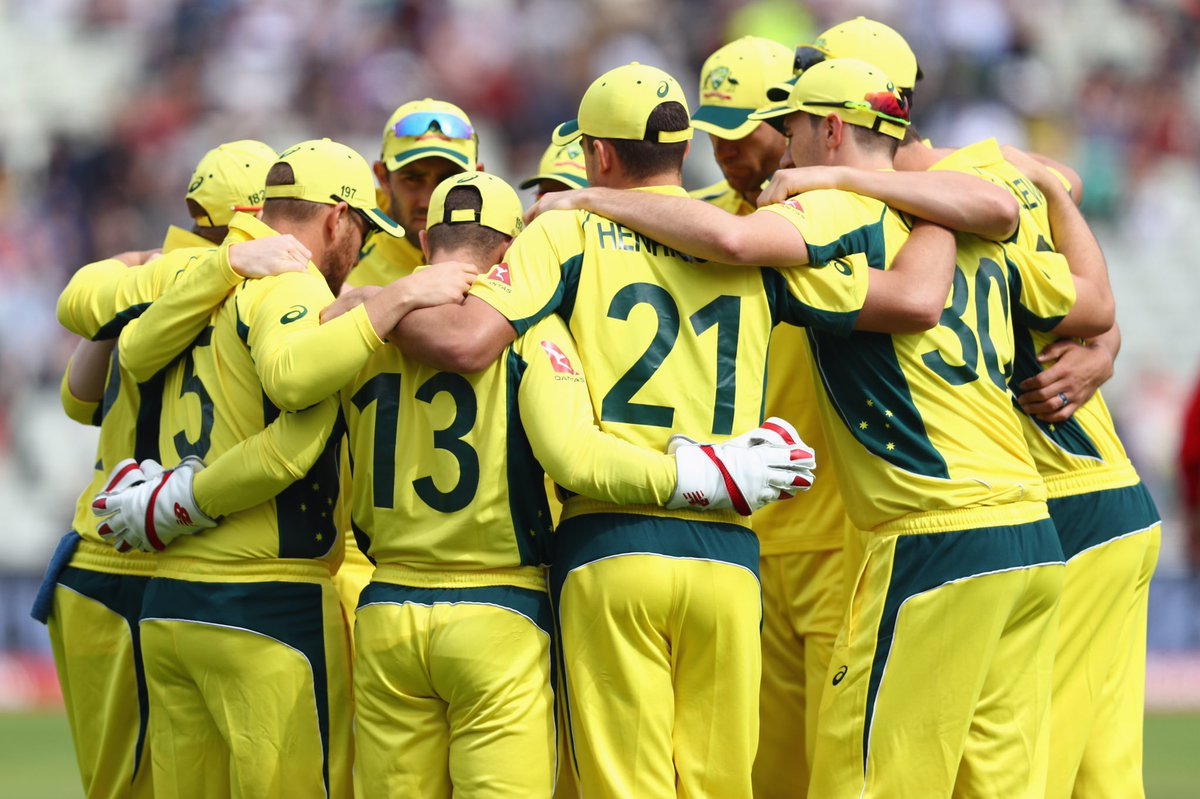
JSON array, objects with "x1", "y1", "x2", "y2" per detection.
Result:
[{"x1": 2, "y1": 0, "x2": 1200, "y2": 706}]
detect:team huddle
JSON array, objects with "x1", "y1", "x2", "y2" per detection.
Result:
[{"x1": 37, "y1": 14, "x2": 1161, "y2": 799}]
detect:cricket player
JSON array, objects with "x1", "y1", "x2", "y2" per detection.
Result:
[
  {"x1": 91, "y1": 139, "x2": 477, "y2": 799},
  {"x1": 345, "y1": 171, "x2": 813, "y2": 798},
  {"x1": 335, "y1": 98, "x2": 481, "y2": 621},
  {"x1": 349, "y1": 98, "x2": 480, "y2": 287},
  {"x1": 529, "y1": 59, "x2": 1116, "y2": 798},
  {"x1": 395, "y1": 62, "x2": 957, "y2": 798},
  {"x1": 688, "y1": 34, "x2": 857, "y2": 798},
  {"x1": 37, "y1": 140, "x2": 294, "y2": 799},
  {"x1": 520, "y1": 134, "x2": 588, "y2": 199},
  {"x1": 775, "y1": 17, "x2": 1162, "y2": 797}
]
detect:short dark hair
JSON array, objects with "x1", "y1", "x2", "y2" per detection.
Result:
[
  {"x1": 425, "y1": 185, "x2": 510, "y2": 257},
  {"x1": 582, "y1": 101, "x2": 689, "y2": 181},
  {"x1": 261, "y1": 162, "x2": 324, "y2": 224},
  {"x1": 805, "y1": 113, "x2": 900, "y2": 158},
  {"x1": 185, "y1": 198, "x2": 228, "y2": 244}
]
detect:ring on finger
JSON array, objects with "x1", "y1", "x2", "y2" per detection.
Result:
[{"x1": 1058, "y1": 392, "x2": 1069, "y2": 408}]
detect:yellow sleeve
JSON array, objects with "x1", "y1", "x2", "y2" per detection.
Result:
[
  {"x1": 516, "y1": 316, "x2": 676, "y2": 504},
  {"x1": 1008, "y1": 247, "x2": 1077, "y2": 332},
  {"x1": 118, "y1": 245, "x2": 244, "y2": 382},
  {"x1": 56, "y1": 258, "x2": 137, "y2": 339},
  {"x1": 242, "y1": 271, "x2": 384, "y2": 412},
  {"x1": 56, "y1": 249, "x2": 215, "y2": 340},
  {"x1": 468, "y1": 210, "x2": 579, "y2": 334},
  {"x1": 59, "y1": 359, "x2": 101, "y2": 426},
  {"x1": 191, "y1": 397, "x2": 339, "y2": 518}
]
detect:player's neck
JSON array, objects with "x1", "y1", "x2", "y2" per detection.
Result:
[
  {"x1": 428, "y1": 245, "x2": 489, "y2": 276},
  {"x1": 596, "y1": 171, "x2": 682, "y2": 191}
]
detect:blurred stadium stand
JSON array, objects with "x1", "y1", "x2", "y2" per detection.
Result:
[{"x1": 1, "y1": 0, "x2": 1199, "y2": 707}]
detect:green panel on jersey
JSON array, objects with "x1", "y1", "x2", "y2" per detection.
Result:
[
  {"x1": 1009, "y1": 325, "x2": 1102, "y2": 461},
  {"x1": 804, "y1": 208, "x2": 887, "y2": 271},
  {"x1": 810, "y1": 329, "x2": 949, "y2": 479},
  {"x1": 556, "y1": 253, "x2": 584, "y2": 327},
  {"x1": 505, "y1": 348, "x2": 553, "y2": 566},
  {"x1": 93, "y1": 303, "x2": 151, "y2": 341},
  {"x1": 263, "y1": 395, "x2": 343, "y2": 559}
]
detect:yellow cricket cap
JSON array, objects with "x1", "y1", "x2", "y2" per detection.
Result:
[
  {"x1": 381, "y1": 98, "x2": 478, "y2": 172},
  {"x1": 767, "y1": 18, "x2": 921, "y2": 104},
  {"x1": 518, "y1": 137, "x2": 588, "y2": 190},
  {"x1": 186, "y1": 140, "x2": 277, "y2": 228},
  {"x1": 552, "y1": 63, "x2": 692, "y2": 146},
  {"x1": 691, "y1": 37, "x2": 794, "y2": 140},
  {"x1": 265, "y1": 138, "x2": 404, "y2": 237},
  {"x1": 750, "y1": 58, "x2": 911, "y2": 140},
  {"x1": 427, "y1": 172, "x2": 524, "y2": 238}
]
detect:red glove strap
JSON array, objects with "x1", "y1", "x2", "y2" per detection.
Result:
[{"x1": 700, "y1": 445, "x2": 752, "y2": 516}]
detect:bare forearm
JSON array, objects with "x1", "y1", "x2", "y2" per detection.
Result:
[
  {"x1": 1045, "y1": 179, "x2": 1114, "y2": 335},
  {"x1": 67, "y1": 339, "x2": 116, "y2": 402},
  {"x1": 844, "y1": 169, "x2": 1018, "y2": 241},
  {"x1": 577, "y1": 187, "x2": 806, "y2": 266},
  {"x1": 393, "y1": 297, "x2": 514, "y2": 374}
]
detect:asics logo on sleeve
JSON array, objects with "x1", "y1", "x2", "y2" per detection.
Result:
[{"x1": 280, "y1": 306, "x2": 308, "y2": 324}]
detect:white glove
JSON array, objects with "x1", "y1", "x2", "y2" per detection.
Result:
[
  {"x1": 93, "y1": 457, "x2": 217, "y2": 553},
  {"x1": 667, "y1": 417, "x2": 816, "y2": 516}
]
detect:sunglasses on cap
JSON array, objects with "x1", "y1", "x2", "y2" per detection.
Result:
[
  {"x1": 793, "y1": 45, "x2": 829, "y2": 75},
  {"x1": 393, "y1": 112, "x2": 474, "y2": 141},
  {"x1": 802, "y1": 96, "x2": 911, "y2": 127}
]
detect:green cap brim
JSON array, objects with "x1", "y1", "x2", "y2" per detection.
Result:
[
  {"x1": 518, "y1": 172, "x2": 588, "y2": 190},
  {"x1": 363, "y1": 207, "x2": 405, "y2": 238},
  {"x1": 691, "y1": 105, "x2": 759, "y2": 140},
  {"x1": 386, "y1": 146, "x2": 472, "y2": 172},
  {"x1": 551, "y1": 119, "x2": 582, "y2": 146}
]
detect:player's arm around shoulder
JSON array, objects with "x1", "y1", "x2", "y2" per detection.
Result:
[
  {"x1": 855, "y1": 219, "x2": 957, "y2": 334},
  {"x1": 530, "y1": 186, "x2": 811, "y2": 267},
  {"x1": 514, "y1": 315, "x2": 677, "y2": 505}
]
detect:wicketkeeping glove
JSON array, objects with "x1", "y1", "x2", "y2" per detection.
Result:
[
  {"x1": 93, "y1": 457, "x2": 217, "y2": 553},
  {"x1": 667, "y1": 417, "x2": 816, "y2": 516}
]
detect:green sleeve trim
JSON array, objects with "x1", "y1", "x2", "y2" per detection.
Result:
[{"x1": 92, "y1": 303, "x2": 151, "y2": 341}]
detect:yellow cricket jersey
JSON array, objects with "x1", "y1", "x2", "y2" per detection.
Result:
[
  {"x1": 124, "y1": 214, "x2": 388, "y2": 565},
  {"x1": 57, "y1": 239, "x2": 241, "y2": 549},
  {"x1": 762, "y1": 187, "x2": 1077, "y2": 535},
  {"x1": 692, "y1": 180, "x2": 848, "y2": 553},
  {"x1": 469, "y1": 185, "x2": 869, "y2": 529},
  {"x1": 346, "y1": 232, "x2": 424, "y2": 288},
  {"x1": 343, "y1": 311, "x2": 676, "y2": 589},
  {"x1": 689, "y1": 179, "x2": 755, "y2": 216},
  {"x1": 934, "y1": 141, "x2": 1140, "y2": 500},
  {"x1": 161, "y1": 224, "x2": 212, "y2": 252}
]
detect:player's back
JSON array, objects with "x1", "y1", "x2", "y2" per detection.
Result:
[
  {"x1": 936, "y1": 140, "x2": 1139, "y2": 496},
  {"x1": 343, "y1": 320, "x2": 554, "y2": 581},
  {"x1": 155, "y1": 267, "x2": 342, "y2": 564},
  {"x1": 544, "y1": 190, "x2": 783, "y2": 525},
  {"x1": 785, "y1": 187, "x2": 1073, "y2": 535}
]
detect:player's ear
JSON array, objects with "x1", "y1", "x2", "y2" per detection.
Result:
[
  {"x1": 593, "y1": 139, "x2": 614, "y2": 175},
  {"x1": 824, "y1": 115, "x2": 842, "y2": 151},
  {"x1": 325, "y1": 203, "x2": 347, "y2": 242},
  {"x1": 372, "y1": 160, "x2": 389, "y2": 187},
  {"x1": 418, "y1": 228, "x2": 430, "y2": 261}
]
